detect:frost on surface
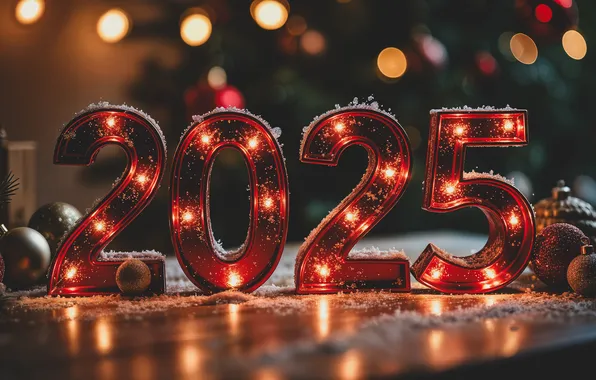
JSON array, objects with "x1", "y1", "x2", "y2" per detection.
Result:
[
  {"x1": 348, "y1": 247, "x2": 409, "y2": 261},
  {"x1": 98, "y1": 250, "x2": 165, "y2": 261},
  {"x1": 69, "y1": 101, "x2": 168, "y2": 155},
  {"x1": 463, "y1": 170, "x2": 515, "y2": 186},
  {"x1": 430, "y1": 105, "x2": 521, "y2": 114}
]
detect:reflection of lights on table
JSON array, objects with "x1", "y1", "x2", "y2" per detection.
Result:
[
  {"x1": 430, "y1": 299, "x2": 443, "y2": 316},
  {"x1": 317, "y1": 297, "x2": 330, "y2": 339},
  {"x1": 95, "y1": 319, "x2": 113, "y2": 354},
  {"x1": 338, "y1": 349, "x2": 363, "y2": 380},
  {"x1": 228, "y1": 304, "x2": 240, "y2": 336},
  {"x1": 65, "y1": 306, "x2": 80, "y2": 356}
]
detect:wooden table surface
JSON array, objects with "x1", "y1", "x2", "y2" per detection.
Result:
[{"x1": 1, "y1": 232, "x2": 596, "y2": 379}]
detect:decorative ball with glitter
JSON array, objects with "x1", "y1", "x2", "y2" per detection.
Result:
[
  {"x1": 534, "y1": 180, "x2": 596, "y2": 245},
  {"x1": 531, "y1": 223, "x2": 589, "y2": 289},
  {"x1": 28, "y1": 202, "x2": 82, "y2": 257},
  {"x1": 567, "y1": 244, "x2": 596, "y2": 297},
  {"x1": 0, "y1": 226, "x2": 51, "y2": 289},
  {"x1": 116, "y1": 259, "x2": 152, "y2": 295}
]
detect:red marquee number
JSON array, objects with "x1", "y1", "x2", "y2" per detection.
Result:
[
  {"x1": 48, "y1": 105, "x2": 167, "y2": 296},
  {"x1": 411, "y1": 110, "x2": 535, "y2": 293},
  {"x1": 170, "y1": 111, "x2": 289, "y2": 293},
  {"x1": 296, "y1": 108, "x2": 412, "y2": 294}
]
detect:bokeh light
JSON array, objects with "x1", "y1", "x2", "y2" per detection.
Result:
[
  {"x1": 251, "y1": 0, "x2": 289, "y2": 30},
  {"x1": 554, "y1": 0, "x2": 572, "y2": 8},
  {"x1": 300, "y1": 30, "x2": 326, "y2": 55},
  {"x1": 377, "y1": 47, "x2": 407, "y2": 78},
  {"x1": 180, "y1": 12, "x2": 212, "y2": 46},
  {"x1": 535, "y1": 4, "x2": 552, "y2": 23},
  {"x1": 509, "y1": 33, "x2": 538, "y2": 65},
  {"x1": 97, "y1": 9, "x2": 130, "y2": 43},
  {"x1": 207, "y1": 66, "x2": 227, "y2": 90},
  {"x1": 286, "y1": 15, "x2": 307, "y2": 36},
  {"x1": 562, "y1": 30, "x2": 587, "y2": 60},
  {"x1": 15, "y1": 0, "x2": 44, "y2": 25}
]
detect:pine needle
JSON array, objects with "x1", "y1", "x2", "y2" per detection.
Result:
[{"x1": 0, "y1": 172, "x2": 19, "y2": 206}]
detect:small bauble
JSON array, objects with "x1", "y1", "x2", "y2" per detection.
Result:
[
  {"x1": 534, "y1": 180, "x2": 596, "y2": 246},
  {"x1": 567, "y1": 245, "x2": 596, "y2": 297},
  {"x1": 0, "y1": 227, "x2": 51, "y2": 289},
  {"x1": 28, "y1": 202, "x2": 82, "y2": 257},
  {"x1": 531, "y1": 223, "x2": 588, "y2": 289},
  {"x1": 116, "y1": 259, "x2": 151, "y2": 295}
]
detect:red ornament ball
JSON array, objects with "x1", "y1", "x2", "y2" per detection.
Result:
[
  {"x1": 567, "y1": 245, "x2": 596, "y2": 297},
  {"x1": 532, "y1": 223, "x2": 589, "y2": 289},
  {"x1": 116, "y1": 259, "x2": 151, "y2": 295}
]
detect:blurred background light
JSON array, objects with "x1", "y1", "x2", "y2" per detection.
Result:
[
  {"x1": 562, "y1": 30, "x2": 587, "y2": 59},
  {"x1": 377, "y1": 47, "x2": 407, "y2": 78},
  {"x1": 251, "y1": 0, "x2": 289, "y2": 30},
  {"x1": 15, "y1": 0, "x2": 44, "y2": 25},
  {"x1": 180, "y1": 11, "x2": 212, "y2": 46},
  {"x1": 300, "y1": 30, "x2": 326, "y2": 55},
  {"x1": 510, "y1": 33, "x2": 538, "y2": 64},
  {"x1": 535, "y1": 4, "x2": 553, "y2": 23},
  {"x1": 286, "y1": 15, "x2": 307, "y2": 36},
  {"x1": 97, "y1": 9, "x2": 130, "y2": 43},
  {"x1": 207, "y1": 67, "x2": 227, "y2": 90}
]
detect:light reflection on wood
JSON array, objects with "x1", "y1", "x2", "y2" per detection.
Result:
[{"x1": 94, "y1": 318, "x2": 112, "y2": 355}]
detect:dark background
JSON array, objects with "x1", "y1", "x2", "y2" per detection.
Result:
[{"x1": 1, "y1": 0, "x2": 594, "y2": 253}]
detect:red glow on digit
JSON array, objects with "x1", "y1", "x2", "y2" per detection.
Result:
[
  {"x1": 296, "y1": 108, "x2": 412, "y2": 294},
  {"x1": 411, "y1": 110, "x2": 535, "y2": 293},
  {"x1": 170, "y1": 110, "x2": 289, "y2": 293},
  {"x1": 49, "y1": 105, "x2": 167, "y2": 296}
]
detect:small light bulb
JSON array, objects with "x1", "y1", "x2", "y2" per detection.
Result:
[
  {"x1": 136, "y1": 174, "x2": 147, "y2": 184},
  {"x1": 509, "y1": 215, "x2": 519, "y2": 226},
  {"x1": 65, "y1": 267, "x2": 77, "y2": 280},
  {"x1": 318, "y1": 265, "x2": 330, "y2": 277},
  {"x1": 263, "y1": 198, "x2": 273, "y2": 208},
  {"x1": 106, "y1": 117, "x2": 116, "y2": 128},
  {"x1": 430, "y1": 269, "x2": 442, "y2": 280},
  {"x1": 503, "y1": 120, "x2": 515, "y2": 131},
  {"x1": 228, "y1": 272, "x2": 242, "y2": 288},
  {"x1": 345, "y1": 212, "x2": 356, "y2": 222},
  {"x1": 201, "y1": 135, "x2": 210, "y2": 144},
  {"x1": 182, "y1": 211, "x2": 194, "y2": 223},
  {"x1": 445, "y1": 185, "x2": 456, "y2": 194},
  {"x1": 334, "y1": 122, "x2": 345, "y2": 132},
  {"x1": 484, "y1": 268, "x2": 497, "y2": 279},
  {"x1": 248, "y1": 138, "x2": 258, "y2": 149},
  {"x1": 385, "y1": 168, "x2": 396, "y2": 178},
  {"x1": 95, "y1": 221, "x2": 105, "y2": 232},
  {"x1": 454, "y1": 126, "x2": 465, "y2": 135}
]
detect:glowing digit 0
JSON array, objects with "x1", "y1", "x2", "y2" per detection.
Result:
[{"x1": 170, "y1": 110, "x2": 289, "y2": 293}]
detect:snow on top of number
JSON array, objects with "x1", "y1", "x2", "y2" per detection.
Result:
[
  {"x1": 72, "y1": 102, "x2": 168, "y2": 154},
  {"x1": 430, "y1": 105, "x2": 521, "y2": 113},
  {"x1": 302, "y1": 96, "x2": 398, "y2": 136},
  {"x1": 99, "y1": 250, "x2": 165, "y2": 261},
  {"x1": 463, "y1": 170, "x2": 515, "y2": 186},
  {"x1": 186, "y1": 106, "x2": 283, "y2": 143},
  {"x1": 348, "y1": 247, "x2": 409, "y2": 261}
]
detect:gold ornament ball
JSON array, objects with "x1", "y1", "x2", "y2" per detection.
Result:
[{"x1": 116, "y1": 259, "x2": 151, "y2": 295}]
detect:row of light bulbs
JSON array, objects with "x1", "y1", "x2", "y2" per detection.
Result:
[{"x1": 14, "y1": 0, "x2": 290, "y2": 45}]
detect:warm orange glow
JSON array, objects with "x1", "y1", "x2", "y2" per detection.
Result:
[
  {"x1": 377, "y1": 47, "x2": 407, "y2": 79},
  {"x1": 334, "y1": 122, "x2": 346, "y2": 132},
  {"x1": 562, "y1": 30, "x2": 587, "y2": 60},
  {"x1": 95, "y1": 221, "x2": 105, "y2": 232},
  {"x1": 251, "y1": 0, "x2": 289, "y2": 30},
  {"x1": 248, "y1": 138, "x2": 258, "y2": 149},
  {"x1": 509, "y1": 215, "x2": 519, "y2": 226},
  {"x1": 227, "y1": 272, "x2": 242, "y2": 288},
  {"x1": 384, "y1": 167, "x2": 396, "y2": 178},
  {"x1": 97, "y1": 9, "x2": 130, "y2": 43},
  {"x1": 263, "y1": 197, "x2": 273, "y2": 209},
  {"x1": 484, "y1": 268, "x2": 497, "y2": 279},
  {"x1": 15, "y1": 0, "x2": 44, "y2": 25},
  {"x1": 430, "y1": 269, "x2": 442, "y2": 280},
  {"x1": 503, "y1": 120, "x2": 515, "y2": 131},
  {"x1": 106, "y1": 117, "x2": 116, "y2": 128},
  {"x1": 286, "y1": 15, "x2": 307, "y2": 36},
  {"x1": 345, "y1": 212, "x2": 356, "y2": 222},
  {"x1": 317, "y1": 297, "x2": 330, "y2": 339},
  {"x1": 300, "y1": 30, "x2": 326, "y2": 55},
  {"x1": 201, "y1": 135, "x2": 210, "y2": 144},
  {"x1": 207, "y1": 66, "x2": 227, "y2": 90},
  {"x1": 454, "y1": 126, "x2": 465, "y2": 135},
  {"x1": 510, "y1": 33, "x2": 538, "y2": 65},
  {"x1": 136, "y1": 174, "x2": 147, "y2": 184},
  {"x1": 65, "y1": 267, "x2": 77, "y2": 280},
  {"x1": 95, "y1": 319, "x2": 112, "y2": 354},
  {"x1": 317, "y1": 265, "x2": 330, "y2": 278},
  {"x1": 181, "y1": 12, "x2": 212, "y2": 46},
  {"x1": 445, "y1": 184, "x2": 456, "y2": 195},
  {"x1": 430, "y1": 299, "x2": 443, "y2": 316},
  {"x1": 182, "y1": 211, "x2": 194, "y2": 223}
]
